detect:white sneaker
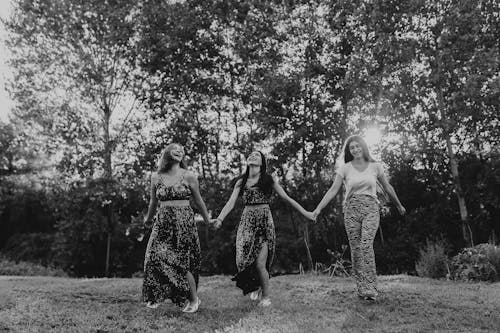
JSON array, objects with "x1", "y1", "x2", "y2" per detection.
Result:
[
  {"x1": 182, "y1": 297, "x2": 201, "y2": 313},
  {"x1": 249, "y1": 289, "x2": 261, "y2": 301},
  {"x1": 258, "y1": 298, "x2": 271, "y2": 307},
  {"x1": 146, "y1": 301, "x2": 159, "y2": 309}
]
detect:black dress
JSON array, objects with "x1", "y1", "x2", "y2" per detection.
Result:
[
  {"x1": 232, "y1": 186, "x2": 276, "y2": 295},
  {"x1": 142, "y1": 171, "x2": 200, "y2": 306}
]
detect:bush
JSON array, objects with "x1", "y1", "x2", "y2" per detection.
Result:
[
  {"x1": 450, "y1": 243, "x2": 499, "y2": 282},
  {"x1": 0, "y1": 256, "x2": 67, "y2": 277},
  {"x1": 482, "y1": 243, "x2": 500, "y2": 277},
  {"x1": 132, "y1": 271, "x2": 144, "y2": 278},
  {"x1": 2, "y1": 233, "x2": 55, "y2": 265},
  {"x1": 415, "y1": 241, "x2": 449, "y2": 279}
]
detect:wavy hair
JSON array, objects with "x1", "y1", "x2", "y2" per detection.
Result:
[
  {"x1": 233, "y1": 151, "x2": 274, "y2": 195},
  {"x1": 343, "y1": 135, "x2": 375, "y2": 163},
  {"x1": 157, "y1": 143, "x2": 187, "y2": 173}
]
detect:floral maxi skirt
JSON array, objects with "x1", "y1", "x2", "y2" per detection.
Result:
[{"x1": 142, "y1": 205, "x2": 200, "y2": 306}]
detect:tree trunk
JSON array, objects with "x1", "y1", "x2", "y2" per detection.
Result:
[
  {"x1": 215, "y1": 110, "x2": 221, "y2": 174},
  {"x1": 199, "y1": 155, "x2": 206, "y2": 179},
  {"x1": 435, "y1": 62, "x2": 473, "y2": 247},
  {"x1": 341, "y1": 93, "x2": 349, "y2": 142},
  {"x1": 444, "y1": 133, "x2": 473, "y2": 247},
  {"x1": 105, "y1": 231, "x2": 111, "y2": 277},
  {"x1": 303, "y1": 223, "x2": 314, "y2": 271},
  {"x1": 103, "y1": 103, "x2": 114, "y2": 277},
  {"x1": 232, "y1": 104, "x2": 242, "y2": 174},
  {"x1": 301, "y1": 136, "x2": 306, "y2": 178}
]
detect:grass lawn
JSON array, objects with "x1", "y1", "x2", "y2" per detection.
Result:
[{"x1": 0, "y1": 274, "x2": 499, "y2": 332}]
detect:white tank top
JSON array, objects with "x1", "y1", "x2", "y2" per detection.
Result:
[{"x1": 337, "y1": 162, "x2": 383, "y2": 202}]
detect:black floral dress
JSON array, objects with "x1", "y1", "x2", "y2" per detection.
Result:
[
  {"x1": 232, "y1": 186, "x2": 276, "y2": 295},
  {"x1": 142, "y1": 171, "x2": 200, "y2": 306}
]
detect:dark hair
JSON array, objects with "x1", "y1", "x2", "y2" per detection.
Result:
[
  {"x1": 343, "y1": 135, "x2": 375, "y2": 163},
  {"x1": 233, "y1": 151, "x2": 274, "y2": 195},
  {"x1": 157, "y1": 143, "x2": 187, "y2": 173}
]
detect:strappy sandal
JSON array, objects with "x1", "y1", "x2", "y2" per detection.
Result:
[
  {"x1": 146, "y1": 301, "x2": 159, "y2": 309},
  {"x1": 258, "y1": 298, "x2": 271, "y2": 307},
  {"x1": 182, "y1": 297, "x2": 201, "y2": 313},
  {"x1": 250, "y1": 289, "x2": 261, "y2": 301}
]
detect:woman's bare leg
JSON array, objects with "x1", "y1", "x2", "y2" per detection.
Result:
[
  {"x1": 255, "y1": 241, "x2": 270, "y2": 298},
  {"x1": 186, "y1": 271, "x2": 198, "y2": 303}
]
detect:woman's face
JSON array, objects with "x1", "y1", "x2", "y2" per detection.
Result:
[
  {"x1": 349, "y1": 141, "x2": 364, "y2": 159},
  {"x1": 169, "y1": 144, "x2": 185, "y2": 162},
  {"x1": 246, "y1": 151, "x2": 262, "y2": 166}
]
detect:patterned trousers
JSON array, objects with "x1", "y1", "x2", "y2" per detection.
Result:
[{"x1": 344, "y1": 195, "x2": 380, "y2": 297}]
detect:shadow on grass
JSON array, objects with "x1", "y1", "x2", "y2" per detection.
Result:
[{"x1": 127, "y1": 300, "x2": 257, "y2": 332}]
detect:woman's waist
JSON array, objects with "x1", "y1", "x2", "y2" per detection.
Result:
[
  {"x1": 158, "y1": 200, "x2": 191, "y2": 207},
  {"x1": 344, "y1": 193, "x2": 378, "y2": 205},
  {"x1": 243, "y1": 203, "x2": 270, "y2": 208},
  {"x1": 347, "y1": 192, "x2": 377, "y2": 198}
]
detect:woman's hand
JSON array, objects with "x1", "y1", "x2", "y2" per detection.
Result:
[
  {"x1": 397, "y1": 205, "x2": 406, "y2": 216},
  {"x1": 209, "y1": 218, "x2": 222, "y2": 229},
  {"x1": 143, "y1": 216, "x2": 153, "y2": 228},
  {"x1": 303, "y1": 211, "x2": 317, "y2": 222}
]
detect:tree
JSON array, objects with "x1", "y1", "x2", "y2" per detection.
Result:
[
  {"x1": 6, "y1": 0, "x2": 144, "y2": 276},
  {"x1": 385, "y1": 0, "x2": 500, "y2": 246}
]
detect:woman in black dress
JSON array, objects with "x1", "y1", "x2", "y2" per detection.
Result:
[
  {"x1": 143, "y1": 143, "x2": 213, "y2": 313},
  {"x1": 212, "y1": 151, "x2": 314, "y2": 307}
]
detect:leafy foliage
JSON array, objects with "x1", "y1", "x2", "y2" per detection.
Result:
[
  {"x1": 0, "y1": 255, "x2": 67, "y2": 277},
  {"x1": 450, "y1": 243, "x2": 500, "y2": 282},
  {"x1": 415, "y1": 241, "x2": 449, "y2": 279},
  {"x1": 1, "y1": 0, "x2": 499, "y2": 277}
]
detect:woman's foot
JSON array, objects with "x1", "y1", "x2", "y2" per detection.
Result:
[
  {"x1": 182, "y1": 297, "x2": 201, "y2": 313},
  {"x1": 146, "y1": 301, "x2": 159, "y2": 309},
  {"x1": 358, "y1": 294, "x2": 377, "y2": 302},
  {"x1": 250, "y1": 289, "x2": 261, "y2": 301},
  {"x1": 258, "y1": 298, "x2": 271, "y2": 307}
]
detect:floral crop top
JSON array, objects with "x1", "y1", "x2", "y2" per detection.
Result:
[
  {"x1": 155, "y1": 171, "x2": 191, "y2": 201},
  {"x1": 242, "y1": 186, "x2": 271, "y2": 205}
]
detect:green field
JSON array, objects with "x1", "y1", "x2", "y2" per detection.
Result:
[{"x1": 0, "y1": 274, "x2": 499, "y2": 333}]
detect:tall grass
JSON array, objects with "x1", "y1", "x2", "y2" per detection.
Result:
[
  {"x1": 415, "y1": 241, "x2": 449, "y2": 279},
  {"x1": 483, "y1": 244, "x2": 500, "y2": 277},
  {"x1": 0, "y1": 256, "x2": 67, "y2": 277}
]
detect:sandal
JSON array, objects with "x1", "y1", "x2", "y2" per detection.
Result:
[
  {"x1": 258, "y1": 298, "x2": 271, "y2": 307},
  {"x1": 250, "y1": 289, "x2": 261, "y2": 301},
  {"x1": 146, "y1": 301, "x2": 159, "y2": 309},
  {"x1": 182, "y1": 297, "x2": 201, "y2": 313}
]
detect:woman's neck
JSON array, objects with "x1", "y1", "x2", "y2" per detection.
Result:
[
  {"x1": 352, "y1": 157, "x2": 366, "y2": 164},
  {"x1": 166, "y1": 163, "x2": 181, "y2": 175},
  {"x1": 248, "y1": 167, "x2": 260, "y2": 178}
]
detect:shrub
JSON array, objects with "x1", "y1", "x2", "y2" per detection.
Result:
[
  {"x1": 450, "y1": 243, "x2": 499, "y2": 282},
  {"x1": 415, "y1": 241, "x2": 449, "y2": 279},
  {"x1": 132, "y1": 270, "x2": 144, "y2": 278},
  {"x1": 2, "y1": 233, "x2": 55, "y2": 265},
  {"x1": 481, "y1": 244, "x2": 500, "y2": 277},
  {"x1": 0, "y1": 256, "x2": 67, "y2": 277},
  {"x1": 312, "y1": 246, "x2": 352, "y2": 277}
]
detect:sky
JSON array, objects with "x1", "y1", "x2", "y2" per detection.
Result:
[{"x1": 0, "y1": 0, "x2": 13, "y2": 122}]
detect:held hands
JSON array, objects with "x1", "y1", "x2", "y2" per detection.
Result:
[
  {"x1": 209, "y1": 218, "x2": 223, "y2": 229},
  {"x1": 303, "y1": 210, "x2": 318, "y2": 222},
  {"x1": 143, "y1": 216, "x2": 153, "y2": 228}
]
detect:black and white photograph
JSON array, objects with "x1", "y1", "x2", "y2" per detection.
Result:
[{"x1": 0, "y1": 0, "x2": 499, "y2": 332}]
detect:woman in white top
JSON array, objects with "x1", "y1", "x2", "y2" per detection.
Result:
[{"x1": 313, "y1": 135, "x2": 406, "y2": 301}]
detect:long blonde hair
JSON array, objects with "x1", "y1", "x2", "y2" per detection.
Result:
[{"x1": 157, "y1": 143, "x2": 186, "y2": 172}]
